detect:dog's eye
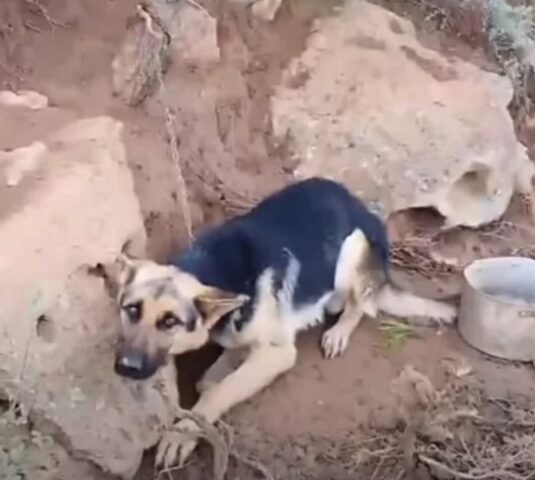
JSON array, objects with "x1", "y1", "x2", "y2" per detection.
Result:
[
  {"x1": 122, "y1": 302, "x2": 142, "y2": 323},
  {"x1": 157, "y1": 312, "x2": 181, "y2": 330}
]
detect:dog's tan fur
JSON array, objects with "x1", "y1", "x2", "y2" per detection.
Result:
[
  {"x1": 114, "y1": 255, "x2": 249, "y2": 359},
  {"x1": 108, "y1": 229, "x2": 456, "y2": 468}
]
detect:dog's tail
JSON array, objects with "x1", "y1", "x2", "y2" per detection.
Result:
[
  {"x1": 367, "y1": 226, "x2": 458, "y2": 325},
  {"x1": 375, "y1": 282, "x2": 457, "y2": 325},
  {"x1": 352, "y1": 220, "x2": 458, "y2": 325}
]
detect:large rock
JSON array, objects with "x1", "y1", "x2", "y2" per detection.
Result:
[
  {"x1": 271, "y1": 0, "x2": 534, "y2": 226},
  {"x1": 112, "y1": 0, "x2": 219, "y2": 107},
  {"x1": 0, "y1": 117, "x2": 172, "y2": 478}
]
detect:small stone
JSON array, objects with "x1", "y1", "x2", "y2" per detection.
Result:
[{"x1": 0, "y1": 90, "x2": 49, "y2": 110}]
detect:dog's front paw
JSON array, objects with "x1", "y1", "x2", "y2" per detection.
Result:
[
  {"x1": 321, "y1": 324, "x2": 352, "y2": 359},
  {"x1": 155, "y1": 418, "x2": 200, "y2": 470}
]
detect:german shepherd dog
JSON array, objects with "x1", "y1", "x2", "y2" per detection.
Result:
[{"x1": 110, "y1": 178, "x2": 456, "y2": 468}]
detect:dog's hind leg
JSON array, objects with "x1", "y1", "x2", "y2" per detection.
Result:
[
  {"x1": 322, "y1": 299, "x2": 365, "y2": 359},
  {"x1": 322, "y1": 228, "x2": 372, "y2": 359},
  {"x1": 325, "y1": 228, "x2": 371, "y2": 315},
  {"x1": 156, "y1": 342, "x2": 297, "y2": 468}
]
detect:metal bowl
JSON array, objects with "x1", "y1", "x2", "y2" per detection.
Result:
[{"x1": 458, "y1": 256, "x2": 535, "y2": 361}]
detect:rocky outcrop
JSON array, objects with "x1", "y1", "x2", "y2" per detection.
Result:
[
  {"x1": 271, "y1": 0, "x2": 534, "y2": 227},
  {"x1": 0, "y1": 117, "x2": 172, "y2": 478}
]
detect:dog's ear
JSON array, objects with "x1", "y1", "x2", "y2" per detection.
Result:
[
  {"x1": 116, "y1": 251, "x2": 138, "y2": 278},
  {"x1": 97, "y1": 251, "x2": 150, "y2": 299},
  {"x1": 111, "y1": 251, "x2": 138, "y2": 283},
  {"x1": 194, "y1": 288, "x2": 249, "y2": 328}
]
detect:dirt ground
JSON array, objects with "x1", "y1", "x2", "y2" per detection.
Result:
[{"x1": 2, "y1": 0, "x2": 535, "y2": 479}]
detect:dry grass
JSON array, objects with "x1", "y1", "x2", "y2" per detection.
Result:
[
  {"x1": 390, "y1": 210, "x2": 535, "y2": 280},
  {"x1": 0, "y1": 393, "x2": 58, "y2": 480},
  {"x1": 487, "y1": 0, "x2": 535, "y2": 123},
  {"x1": 349, "y1": 365, "x2": 535, "y2": 480},
  {"x1": 378, "y1": 319, "x2": 416, "y2": 350}
]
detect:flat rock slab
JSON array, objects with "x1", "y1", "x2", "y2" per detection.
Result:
[
  {"x1": 0, "y1": 117, "x2": 171, "y2": 478},
  {"x1": 271, "y1": 0, "x2": 534, "y2": 226}
]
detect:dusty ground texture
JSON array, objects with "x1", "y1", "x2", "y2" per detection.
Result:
[{"x1": 2, "y1": 0, "x2": 535, "y2": 479}]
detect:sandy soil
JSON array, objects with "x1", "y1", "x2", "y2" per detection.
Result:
[{"x1": 2, "y1": 1, "x2": 535, "y2": 479}]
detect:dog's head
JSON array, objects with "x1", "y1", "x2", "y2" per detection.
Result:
[{"x1": 108, "y1": 253, "x2": 249, "y2": 381}]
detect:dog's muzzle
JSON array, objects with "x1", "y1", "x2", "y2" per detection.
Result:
[{"x1": 114, "y1": 346, "x2": 159, "y2": 381}]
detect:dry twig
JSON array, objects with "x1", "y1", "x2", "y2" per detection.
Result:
[
  {"x1": 390, "y1": 213, "x2": 535, "y2": 279},
  {"x1": 155, "y1": 410, "x2": 273, "y2": 480},
  {"x1": 23, "y1": 0, "x2": 68, "y2": 30},
  {"x1": 137, "y1": 3, "x2": 194, "y2": 244},
  {"x1": 155, "y1": 409, "x2": 229, "y2": 480},
  {"x1": 418, "y1": 454, "x2": 528, "y2": 480}
]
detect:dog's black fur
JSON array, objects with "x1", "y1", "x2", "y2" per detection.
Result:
[{"x1": 173, "y1": 177, "x2": 390, "y2": 329}]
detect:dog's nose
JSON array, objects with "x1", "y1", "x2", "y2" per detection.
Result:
[
  {"x1": 117, "y1": 352, "x2": 143, "y2": 370},
  {"x1": 114, "y1": 349, "x2": 145, "y2": 377}
]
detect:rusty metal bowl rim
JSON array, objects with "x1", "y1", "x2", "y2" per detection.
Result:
[{"x1": 463, "y1": 256, "x2": 535, "y2": 307}]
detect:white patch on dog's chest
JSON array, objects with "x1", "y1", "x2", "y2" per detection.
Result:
[
  {"x1": 212, "y1": 252, "x2": 336, "y2": 349},
  {"x1": 276, "y1": 249, "x2": 333, "y2": 332},
  {"x1": 284, "y1": 292, "x2": 332, "y2": 332}
]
